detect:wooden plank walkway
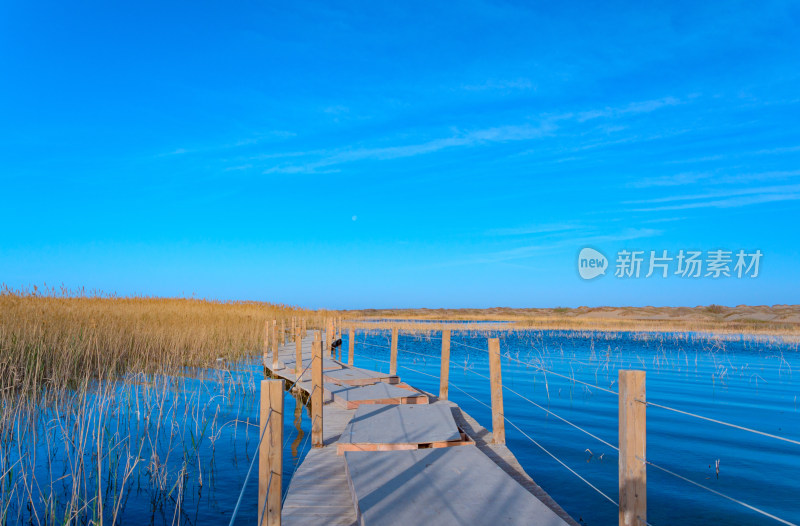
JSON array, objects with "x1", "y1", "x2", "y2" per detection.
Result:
[{"x1": 269, "y1": 333, "x2": 579, "y2": 526}]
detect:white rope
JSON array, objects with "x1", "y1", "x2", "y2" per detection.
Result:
[
  {"x1": 641, "y1": 400, "x2": 800, "y2": 447},
  {"x1": 464, "y1": 367, "x2": 618, "y2": 452},
  {"x1": 641, "y1": 457, "x2": 797, "y2": 526},
  {"x1": 228, "y1": 408, "x2": 272, "y2": 526},
  {"x1": 446, "y1": 381, "x2": 618, "y2": 508},
  {"x1": 505, "y1": 417, "x2": 619, "y2": 507},
  {"x1": 501, "y1": 353, "x2": 619, "y2": 395}
]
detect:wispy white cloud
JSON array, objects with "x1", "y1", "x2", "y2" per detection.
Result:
[
  {"x1": 629, "y1": 170, "x2": 800, "y2": 188},
  {"x1": 461, "y1": 78, "x2": 535, "y2": 91},
  {"x1": 263, "y1": 122, "x2": 557, "y2": 174},
  {"x1": 261, "y1": 96, "x2": 683, "y2": 174},
  {"x1": 632, "y1": 192, "x2": 800, "y2": 212},
  {"x1": 627, "y1": 183, "x2": 800, "y2": 205},
  {"x1": 475, "y1": 227, "x2": 662, "y2": 263},
  {"x1": 485, "y1": 222, "x2": 582, "y2": 236},
  {"x1": 575, "y1": 97, "x2": 681, "y2": 122}
]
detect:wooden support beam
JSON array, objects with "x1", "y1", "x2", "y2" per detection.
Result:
[
  {"x1": 488, "y1": 337, "x2": 505, "y2": 444},
  {"x1": 348, "y1": 327, "x2": 355, "y2": 367},
  {"x1": 263, "y1": 320, "x2": 269, "y2": 370},
  {"x1": 390, "y1": 327, "x2": 398, "y2": 376},
  {"x1": 295, "y1": 327, "x2": 303, "y2": 380},
  {"x1": 619, "y1": 370, "x2": 646, "y2": 526},
  {"x1": 439, "y1": 329, "x2": 451, "y2": 400},
  {"x1": 259, "y1": 379, "x2": 283, "y2": 526},
  {"x1": 326, "y1": 318, "x2": 334, "y2": 358},
  {"x1": 312, "y1": 337, "x2": 324, "y2": 447},
  {"x1": 335, "y1": 321, "x2": 342, "y2": 361},
  {"x1": 272, "y1": 321, "x2": 279, "y2": 370}
]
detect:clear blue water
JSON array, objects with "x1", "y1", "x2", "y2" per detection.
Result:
[{"x1": 4, "y1": 330, "x2": 798, "y2": 525}]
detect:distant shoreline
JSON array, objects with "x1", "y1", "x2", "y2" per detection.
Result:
[{"x1": 339, "y1": 305, "x2": 800, "y2": 337}]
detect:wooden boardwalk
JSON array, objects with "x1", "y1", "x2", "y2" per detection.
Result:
[{"x1": 267, "y1": 333, "x2": 580, "y2": 526}]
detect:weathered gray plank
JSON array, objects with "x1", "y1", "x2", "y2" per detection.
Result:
[
  {"x1": 344, "y1": 447, "x2": 571, "y2": 526},
  {"x1": 325, "y1": 382, "x2": 425, "y2": 403},
  {"x1": 324, "y1": 367, "x2": 398, "y2": 385},
  {"x1": 340, "y1": 404, "x2": 461, "y2": 445}
]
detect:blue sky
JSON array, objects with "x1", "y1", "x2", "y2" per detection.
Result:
[{"x1": 1, "y1": 1, "x2": 799, "y2": 308}]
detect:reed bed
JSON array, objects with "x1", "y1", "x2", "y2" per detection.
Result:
[{"x1": 0, "y1": 289, "x2": 311, "y2": 525}]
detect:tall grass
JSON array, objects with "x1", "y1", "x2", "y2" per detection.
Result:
[{"x1": 0, "y1": 289, "x2": 310, "y2": 525}]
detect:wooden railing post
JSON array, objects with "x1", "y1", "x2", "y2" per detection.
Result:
[
  {"x1": 348, "y1": 327, "x2": 355, "y2": 366},
  {"x1": 335, "y1": 321, "x2": 342, "y2": 361},
  {"x1": 439, "y1": 330, "x2": 451, "y2": 400},
  {"x1": 311, "y1": 337, "x2": 324, "y2": 447},
  {"x1": 390, "y1": 327, "x2": 398, "y2": 376},
  {"x1": 325, "y1": 318, "x2": 334, "y2": 358},
  {"x1": 263, "y1": 320, "x2": 269, "y2": 371},
  {"x1": 272, "y1": 321, "x2": 279, "y2": 370},
  {"x1": 619, "y1": 370, "x2": 646, "y2": 526},
  {"x1": 488, "y1": 337, "x2": 505, "y2": 444},
  {"x1": 259, "y1": 379, "x2": 283, "y2": 526},
  {"x1": 281, "y1": 319, "x2": 286, "y2": 346},
  {"x1": 295, "y1": 327, "x2": 303, "y2": 380}
]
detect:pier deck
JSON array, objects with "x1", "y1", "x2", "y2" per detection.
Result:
[{"x1": 269, "y1": 334, "x2": 579, "y2": 526}]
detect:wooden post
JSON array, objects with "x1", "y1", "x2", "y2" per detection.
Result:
[
  {"x1": 295, "y1": 327, "x2": 303, "y2": 379},
  {"x1": 259, "y1": 379, "x2": 283, "y2": 526},
  {"x1": 291, "y1": 316, "x2": 296, "y2": 342},
  {"x1": 311, "y1": 338, "x2": 324, "y2": 447},
  {"x1": 281, "y1": 319, "x2": 286, "y2": 346},
  {"x1": 335, "y1": 321, "x2": 342, "y2": 361},
  {"x1": 326, "y1": 318, "x2": 334, "y2": 358},
  {"x1": 263, "y1": 320, "x2": 269, "y2": 370},
  {"x1": 619, "y1": 370, "x2": 646, "y2": 526},
  {"x1": 439, "y1": 330, "x2": 451, "y2": 400},
  {"x1": 488, "y1": 338, "x2": 505, "y2": 444},
  {"x1": 348, "y1": 327, "x2": 355, "y2": 366},
  {"x1": 390, "y1": 327, "x2": 398, "y2": 375},
  {"x1": 272, "y1": 321, "x2": 279, "y2": 370}
]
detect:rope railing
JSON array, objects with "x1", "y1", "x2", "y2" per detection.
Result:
[
  {"x1": 463, "y1": 366, "x2": 619, "y2": 452},
  {"x1": 638, "y1": 399, "x2": 800, "y2": 447},
  {"x1": 228, "y1": 408, "x2": 272, "y2": 526},
  {"x1": 437, "y1": 374, "x2": 619, "y2": 509},
  {"x1": 639, "y1": 456, "x2": 797, "y2": 526}
]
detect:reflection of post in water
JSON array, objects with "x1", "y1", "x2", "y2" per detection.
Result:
[{"x1": 291, "y1": 395, "x2": 305, "y2": 457}]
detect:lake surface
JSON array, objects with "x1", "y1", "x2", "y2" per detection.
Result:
[{"x1": 4, "y1": 330, "x2": 798, "y2": 525}]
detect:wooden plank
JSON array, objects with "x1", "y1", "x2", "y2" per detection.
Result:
[
  {"x1": 619, "y1": 370, "x2": 646, "y2": 526},
  {"x1": 312, "y1": 340, "x2": 324, "y2": 447},
  {"x1": 489, "y1": 337, "x2": 505, "y2": 444},
  {"x1": 344, "y1": 447, "x2": 570, "y2": 526},
  {"x1": 259, "y1": 379, "x2": 283, "y2": 526},
  {"x1": 323, "y1": 367, "x2": 398, "y2": 386},
  {"x1": 348, "y1": 327, "x2": 355, "y2": 367},
  {"x1": 326, "y1": 382, "x2": 428, "y2": 409},
  {"x1": 439, "y1": 329, "x2": 450, "y2": 400},
  {"x1": 389, "y1": 327, "x2": 398, "y2": 376},
  {"x1": 339, "y1": 404, "x2": 461, "y2": 445}
]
